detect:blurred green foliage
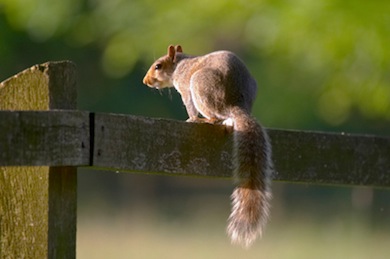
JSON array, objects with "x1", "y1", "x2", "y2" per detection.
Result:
[
  {"x1": 1, "y1": 1, "x2": 389, "y2": 255},
  {"x1": 1, "y1": 0, "x2": 389, "y2": 133}
]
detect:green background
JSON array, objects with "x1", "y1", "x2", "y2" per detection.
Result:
[{"x1": 1, "y1": 0, "x2": 389, "y2": 258}]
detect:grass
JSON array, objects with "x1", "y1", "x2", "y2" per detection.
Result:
[
  {"x1": 77, "y1": 199, "x2": 390, "y2": 259},
  {"x1": 76, "y1": 172, "x2": 390, "y2": 258}
]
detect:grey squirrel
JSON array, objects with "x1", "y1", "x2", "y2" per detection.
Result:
[{"x1": 143, "y1": 45, "x2": 273, "y2": 248}]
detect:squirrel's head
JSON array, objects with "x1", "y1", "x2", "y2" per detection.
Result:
[{"x1": 143, "y1": 45, "x2": 183, "y2": 89}]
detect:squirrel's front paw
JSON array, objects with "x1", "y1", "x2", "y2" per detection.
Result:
[
  {"x1": 186, "y1": 117, "x2": 199, "y2": 123},
  {"x1": 187, "y1": 117, "x2": 221, "y2": 124}
]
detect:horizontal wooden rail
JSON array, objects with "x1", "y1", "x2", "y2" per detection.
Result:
[
  {"x1": 1, "y1": 110, "x2": 389, "y2": 188},
  {"x1": 0, "y1": 110, "x2": 89, "y2": 166}
]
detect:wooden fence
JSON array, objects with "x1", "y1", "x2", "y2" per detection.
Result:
[{"x1": 1, "y1": 61, "x2": 389, "y2": 258}]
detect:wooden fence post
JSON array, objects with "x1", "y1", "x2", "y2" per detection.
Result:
[{"x1": 0, "y1": 62, "x2": 78, "y2": 258}]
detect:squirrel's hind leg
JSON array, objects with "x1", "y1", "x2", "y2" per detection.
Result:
[{"x1": 190, "y1": 69, "x2": 229, "y2": 120}]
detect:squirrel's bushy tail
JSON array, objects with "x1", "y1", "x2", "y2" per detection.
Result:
[{"x1": 227, "y1": 108, "x2": 273, "y2": 248}]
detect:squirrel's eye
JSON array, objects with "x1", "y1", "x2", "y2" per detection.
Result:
[{"x1": 155, "y1": 64, "x2": 162, "y2": 70}]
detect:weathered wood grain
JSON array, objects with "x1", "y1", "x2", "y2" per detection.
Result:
[
  {"x1": 0, "y1": 166, "x2": 49, "y2": 258},
  {"x1": 1, "y1": 107, "x2": 389, "y2": 188},
  {"x1": 92, "y1": 113, "x2": 390, "y2": 187},
  {"x1": 93, "y1": 113, "x2": 234, "y2": 177},
  {"x1": 0, "y1": 110, "x2": 89, "y2": 166},
  {"x1": 0, "y1": 62, "x2": 77, "y2": 110},
  {"x1": 0, "y1": 61, "x2": 78, "y2": 259},
  {"x1": 269, "y1": 129, "x2": 390, "y2": 187}
]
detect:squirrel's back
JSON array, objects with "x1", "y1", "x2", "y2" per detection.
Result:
[{"x1": 174, "y1": 50, "x2": 258, "y2": 114}]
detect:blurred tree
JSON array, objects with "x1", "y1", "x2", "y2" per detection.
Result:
[
  {"x1": 1, "y1": 2, "x2": 389, "y2": 253},
  {"x1": 0, "y1": 0, "x2": 389, "y2": 132}
]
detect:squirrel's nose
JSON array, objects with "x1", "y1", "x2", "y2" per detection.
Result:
[{"x1": 142, "y1": 76, "x2": 148, "y2": 85}]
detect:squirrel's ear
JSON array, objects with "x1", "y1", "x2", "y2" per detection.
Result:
[
  {"x1": 168, "y1": 45, "x2": 175, "y2": 60},
  {"x1": 175, "y1": 45, "x2": 183, "y2": 53}
]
